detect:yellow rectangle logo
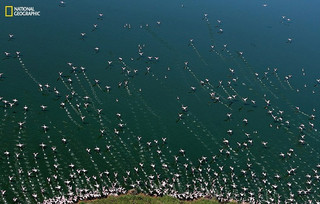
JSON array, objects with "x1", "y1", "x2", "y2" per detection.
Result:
[{"x1": 5, "y1": 6, "x2": 14, "y2": 17}]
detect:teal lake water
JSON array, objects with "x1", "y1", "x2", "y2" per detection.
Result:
[{"x1": 0, "y1": 0, "x2": 320, "y2": 203}]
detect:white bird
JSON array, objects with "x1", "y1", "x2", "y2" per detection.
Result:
[
  {"x1": 39, "y1": 143, "x2": 46, "y2": 149},
  {"x1": 41, "y1": 124, "x2": 49, "y2": 132},
  {"x1": 40, "y1": 105, "x2": 47, "y2": 111},
  {"x1": 262, "y1": 141, "x2": 268, "y2": 148},
  {"x1": 181, "y1": 105, "x2": 188, "y2": 112},
  {"x1": 80, "y1": 33, "x2": 86, "y2": 38}
]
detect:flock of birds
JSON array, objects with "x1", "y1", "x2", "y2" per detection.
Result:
[{"x1": 1, "y1": 1, "x2": 320, "y2": 204}]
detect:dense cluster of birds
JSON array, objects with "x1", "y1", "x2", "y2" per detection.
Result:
[{"x1": 1, "y1": 1, "x2": 320, "y2": 204}]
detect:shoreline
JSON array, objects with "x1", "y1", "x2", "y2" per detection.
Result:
[{"x1": 77, "y1": 192, "x2": 240, "y2": 204}]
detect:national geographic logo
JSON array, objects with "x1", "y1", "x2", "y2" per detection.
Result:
[
  {"x1": 5, "y1": 6, "x2": 41, "y2": 17},
  {"x1": 5, "y1": 6, "x2": 13, "y2": 17}
]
